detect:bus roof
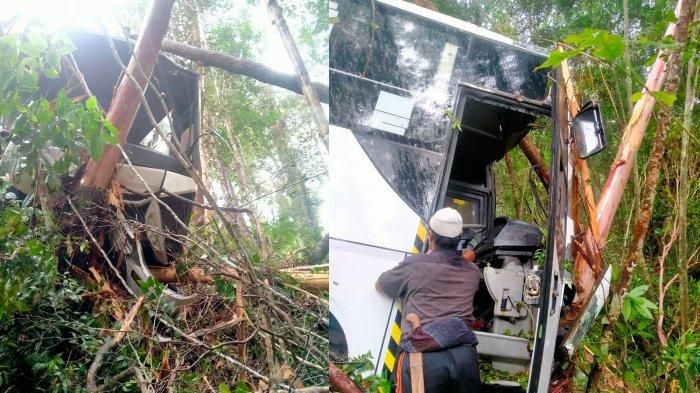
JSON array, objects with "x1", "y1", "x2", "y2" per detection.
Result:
[{"x1": 376, "y1": 0, "x2": 548, "y2": 57}]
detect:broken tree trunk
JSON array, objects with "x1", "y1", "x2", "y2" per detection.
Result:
[
  {"x1": 329, "y1": 363, "x2": 363, "y2": 393},
  {"x1": 558, "y1": 53, "x2": 606, "y2": 314},
  {"x1": 160, "y1": 39, "x2": 329, "y2": 103},
  {"x1": 267, "y1": 0, "x2": 329, "y2": 147},
  {"x1": 518, "y1": 136, "x2": 550, "y2": 190},
  {"x1": 81, "y1": 0, "x2": 176, "y2": 189},
  {"x1": 565, "y1": 0, "x2": 688, "y2": 322},
  {"x1": 613, "y1": 11, "x2": 692, "y2": 301},
  {"x1": 593, "y1": 0, "x2": 685, "y2": 239}
]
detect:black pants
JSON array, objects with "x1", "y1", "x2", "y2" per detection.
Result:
[{"x1": 395, "y1": 345, "x2": 480, "y2": 393}]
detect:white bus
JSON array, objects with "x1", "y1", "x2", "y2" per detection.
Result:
[{"x1": 328, "y1": 1, "x2": 610, "y2": 391}]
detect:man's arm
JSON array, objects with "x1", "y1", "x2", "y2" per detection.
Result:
[{"x1": 375, "y1": 262, "x2": 409, "y2": 298}]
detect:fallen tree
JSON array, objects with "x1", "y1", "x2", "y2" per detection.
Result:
[
  {"x1": 160, "y1": 39, "x2": 329, "y2": 104},
  {"x1": 0, "y1": 1, "x2": 330, "y2": 390},
  {"x1": 81, "y1": 0, "x2": 176, "y2": 189}
]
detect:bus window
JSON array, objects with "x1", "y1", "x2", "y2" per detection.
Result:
[{"x1": 444, "y1": 196, "x2": 480, "y2": 225}]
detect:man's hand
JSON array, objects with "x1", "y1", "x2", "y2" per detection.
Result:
[{"x1": 463, "y1": 248, "x2": 476, "y2": 262}]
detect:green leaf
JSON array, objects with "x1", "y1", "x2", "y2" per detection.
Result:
[
  {"x1": 622, "y1": 297, "x2": 633, "y2": 321},
  {"x1": 536, "y1": 49, "x2": 582, "y2": 70},
  {"x1": 42, "y1": 68, "x2": 59, "y2": 79},
  {"x1": 634, "y1": 301, "x2": 653, "y2": 319},
  {"x1": 639, "y1": 297, "x2": 658, "y2": 310},
  {"x1": 592, "y1": 33, "x2": 624, "y2": 61},
  {"x1": 85, "y1": 97, "x2": 98, "y2": 110},
  {"x1": 19, "y1": 33, "x2": 48, "y2": 57},
  {"x1": 628, "y1": 285, "x2": 649, "y2": 298},
  {"x1": 86, "y1": 126, "x2": 105, "y2": 159},
  {"x1": 218, "y1": 384, "x2": 231, "y2": 393},
  {"x1": 649, "y1": 91, "x2": 676, "y2": 106},
  {"x1": 57, "y1": 34, "x2": 77, "y2": 55},
  {"x1": 631, "y1": 92, "x2": 644, "y2": 103},
  {"x1": 564, "y1": 29, "x2": 602, "y2": 46},
  {"x1": 214, "y1": 276, "x2": 237, "y2": 299},
  {"x1": 234, "y1": 382, "x2": 250, "y2": 393}
]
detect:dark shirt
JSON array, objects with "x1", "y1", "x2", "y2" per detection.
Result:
[{"x1": 376, "y1": 249, "x2": 481, "y2": 339}]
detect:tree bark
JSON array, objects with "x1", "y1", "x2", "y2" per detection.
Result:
[
  {"x1": 81, "y1": 0, "x2": 176, "y2": 189},
  {"x1": 267, "y1": 0, "x2": 329, "y2": 147},
  {"x1": 593, "y1": 11, "x2": 695, "y2": 388},
  {"x1": 224, "y1": 121, "x2": 272, "y2": 260},
  {"x1": 160, "y1": 39, "x2": 329, "y2": 103},
  {"x1": 518, "y1": 136, "x2": 550, "y2": 190},
  {"x1": 504, "y1": 153, "x2": 522, "y2": 219},
  {"x1": 623, "y1": 0, "x2": 648, "y2": 292},
  {"x1": 329, "y1": 363, "x2": 363, "y2": 393},
  {"x1": 214, "y1": 141, "x2": 256, "y2": 241},
  {"x1": 565, "y1": 0, "x2": 689, "y2": 321},
  {"x1": 413, "y1": 0, "x2": 439, "y2": 11},
  {"x1": 180, "y1": 0, "x2": 214, "y2": 225},
  {"x1": 676, "y1": 6, "x2": 698, "y2": 333},
  {"x1": 593, "y1": 0, "x2": 685, "y2": 241}
]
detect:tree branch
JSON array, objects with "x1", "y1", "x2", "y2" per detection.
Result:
[{"x1": 160, "y1": 39, "x2": 329, "y2": 104}]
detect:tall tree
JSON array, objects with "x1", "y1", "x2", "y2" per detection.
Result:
[
  {"x1": 268, "y1": 0, "x2": 328, "y2": 147},
  {"x1": 81, "y1": 0, "x2": 176, "y2": 189}
]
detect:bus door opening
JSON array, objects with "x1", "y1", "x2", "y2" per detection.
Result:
[{"x1": 438, "y1": 83, "x2": 551, "y2": 376}]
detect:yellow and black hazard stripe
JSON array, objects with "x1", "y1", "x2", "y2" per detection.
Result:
[
  {"x1": 382, "y1": 305, "x2": 403, "y2": 377},
  {"x1": 410, "y1": 220, "x2": 428, "y2": 255},
  {"x1": 382, "y1": 220, "x2": 428, "y2": 377}
]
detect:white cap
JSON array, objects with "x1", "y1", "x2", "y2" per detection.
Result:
[{"x1": 429, "y1": 207, "x2": 463, "y2": 237}]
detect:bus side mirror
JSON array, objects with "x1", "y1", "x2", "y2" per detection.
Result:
[{"x1": 571, "y1": 102, "x2": 607, "y2": 159}]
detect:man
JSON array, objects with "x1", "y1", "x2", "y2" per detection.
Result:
[{"x1": 376, "y1": 208, "x2": 481, "y2": 392}]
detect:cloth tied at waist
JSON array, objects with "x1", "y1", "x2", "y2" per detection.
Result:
[{"x1": 401, "y1": 316, "x2": 478, "y2": 353}]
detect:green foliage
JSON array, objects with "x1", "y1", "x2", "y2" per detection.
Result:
[
  {"x1": 0, "y1": 274, "x2": 107, "y2": 392},
  {"x1": 631, "y1": 90, "x2": 677, "y2": 107},
  {"x1": 138, "y1": 276, "x2": 176, "y2": 315},
  {"x1": 479, "y1": 361, "x2": 529, "y2": 389},
  {"x1": 565, "y1": 29, "x2": 624, "y2": 60},
  {"x1": 537, "y1": 29, "x2": 624, "y2": 70},
  {"x1": 218, "y1": 383, "x2": 231, "y2": 393},
  {"x1": 621, "y1": 285, "x2": 657, "y2": 321},
  {"x1": 264, "y1": 211, "x2": 322, "y2": 263},
  {"x1": 214, "y1": 275, "x2": 237, "y2": 299},
  {"x1": 0, "y1": 197, "x2": 58, "y2": 321},
  {"x1": 337, "y1": 352, "x2": 392, "y2": 393},
  {"x1": 0, "y1": 31, "x2": 118, "y2": 183},
  {"x1": 208, "y1": 15, "x2": 262, "y2": 59},
  {"x1": 234, "y1": 381, "x2": 251, "y2": 393},
  {"x1": 661, "y1": 332, "x2": 700, "y2": 392}
]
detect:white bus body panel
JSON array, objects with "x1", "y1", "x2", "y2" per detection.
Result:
[
  {"x1": 330, "y1": 239, "x2": 406, "y2": 366},
  {"x1": 329, "y1": 125, "x2": 421, "y2": 370},
  {"x1": 329, "y1": 125, "x2": 420, "y2": 252}
]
